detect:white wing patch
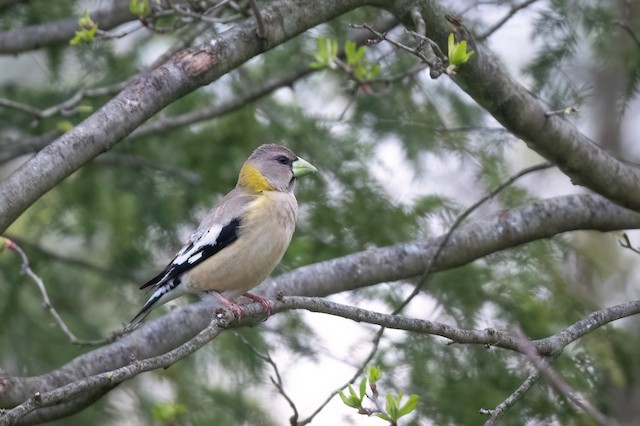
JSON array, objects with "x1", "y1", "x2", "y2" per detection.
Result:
[{"x1": 173, "y1": 224, "x2": 223, "y2": 266}]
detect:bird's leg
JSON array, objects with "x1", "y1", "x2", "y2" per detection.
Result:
[
  {"x1": 207, "y1": 290, "x2": 244, "y2": 318},
  {"x1": 242, "y1": 293, "x2": 272, "y2": 317}
]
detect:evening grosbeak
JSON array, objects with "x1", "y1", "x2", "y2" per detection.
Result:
[{"x1": 126, "y1": 144, "x2": 317, "y2": 330}]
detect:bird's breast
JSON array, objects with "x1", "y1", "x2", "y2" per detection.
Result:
[{"x1": 183, "y1": 191, "x2": 298, "y2": 298}]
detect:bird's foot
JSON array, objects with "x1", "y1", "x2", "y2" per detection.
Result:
[
  {"x1": 207, "y1": 290, "x2": 245, "y2": 320},
  {"x1": 242, "y1": 293, "x2": 272, "y2": 318}
]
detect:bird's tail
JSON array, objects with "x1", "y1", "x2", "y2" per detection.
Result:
[
  {"x1": 124, "y1": 282, "x2": 179, "y2": 332},
  {"x1": 124, "y1": 294, "x2": 161, "y2": 333}
]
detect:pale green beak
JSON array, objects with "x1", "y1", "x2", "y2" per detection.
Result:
[{"x1": 292, "y1": 156, "x2": 318, "y2": 178}]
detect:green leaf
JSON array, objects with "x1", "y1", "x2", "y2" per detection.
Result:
[
  {"x1": 369, "y1": 63, "x2": 381, "y2": 79},
  {"x1": 129, "y1": 0, "x2": 151, "y2": 16},
  {"x1": 448, "y1": 33, "x2": 455, "y2": 58},
  {"x1": 386, "y1": 393, "x2": 399, "y2": 420},
  {"x1": 368, "y1": 365, "x2": 381, "y2": 383},
  {"x1": 56, "y1": 120, "x2": 74, "y2": 132},
  {"x1": 397, "y1": 394, "x2": 419, "y2": 417},
  {"x1": 375, "y1": 412, "x2": 393, "y2": 421},
  {"x1": 344, "y1": 40, "x2": 357, "y2": 64},
  {"x1": 70, "y1": 10, "x2": 98, "y2": 45},
  {"x1": 151, "y1": 401, "x2": 187, "y2": 423},
  {"x1": 339, "y1": 386, "x2": 363, "y2": 409},
  {"x1": 347, "y1": 384, "x2": 355, "y2": 398},
  {"x1": 77, "y1": 10, "x2": 93, "y2": 29},
  {"x1": 359, "y1": 377, "x2": 367, "y2": 399},
  {"x1": 310, "y1": 36, "x2": 339, "y2": 70},
  {"x1": 76, "y1": 105, "x2": 94, "y2": 114},
  {"x1": 447, "y1": 33, "x2": 475, "y2": 72},
  {"x1": 345, "y1": 42, "x2": 366, "y2": 66}
]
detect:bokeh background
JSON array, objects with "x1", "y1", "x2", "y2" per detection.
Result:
[{"x1": 2, "y1": 0, "x2": 640, "y2": 424}]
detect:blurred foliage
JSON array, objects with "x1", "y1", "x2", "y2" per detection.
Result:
[{"x1": 2, "y1": 0, "x2": 640, "y2": 425}]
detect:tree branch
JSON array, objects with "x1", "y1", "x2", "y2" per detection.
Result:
[
  {"x1": 1, "y1": 238, "x2": 104, "y2": 345},
  {"x1": 0, "y1": 0, "x2": 134, "y2": 54},
  {"x1": 129, "y1": 66, "x2": 314, "y2": 139},
  {"x1": 0, "y1": 131, "x2": 60, "y2": 165},
  {"x1": 0, "y1": 309, "x2": 237, "y2": 425},
  {"x1": 3, "y1": 291, "x2": 640, "y2": 424},
  {"x1": 476, "y1": 0, "x2": 541, "y2": 41},
  {"x1": 482, "y1": 367, "x2": 544, "y2": 425},
  {"x1": 513, "y1": 327, "x2": 615, "y2": 426},
  {"x1": 0, "y1": 0, "x2": 368, "y2": 233},
  {"x1": 381, "y1": 0, "x2": 640, "y2": 212}
]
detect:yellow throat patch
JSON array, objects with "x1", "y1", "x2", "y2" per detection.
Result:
[{"x1": 238, "y1": 163, "x2": 275, "y2": 192}]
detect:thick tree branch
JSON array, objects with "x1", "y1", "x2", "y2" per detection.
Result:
[
  {"x1": 0, "y1": 0, "x2": 134, "y2": 54},
  {"x1": 381, "y1": 0, "x2": 640, "y2": 211},
  {"x1": 1, "y1": 194, "x2": 639, "y2": 420}
]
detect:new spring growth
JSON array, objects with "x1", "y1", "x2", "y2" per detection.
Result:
[
  {"x1": 70, "y1": 10, "x2": 98, "y2": 45},
  {"x1": 447, "y1": 33, "x2": 475, "y2": 75}
]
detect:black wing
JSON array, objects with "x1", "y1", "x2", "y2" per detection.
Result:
[{"x1": 140, "y1": 217, "x2": 241, "y2": 290}]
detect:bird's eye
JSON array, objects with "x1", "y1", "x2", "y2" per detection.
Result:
[{"x1": 276, "y1": 155, "x2": 290, "y2": 165}]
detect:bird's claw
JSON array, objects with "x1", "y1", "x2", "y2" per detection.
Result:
[{"x1": 242, "y1": 293, "x2": 272, "y2": 319}]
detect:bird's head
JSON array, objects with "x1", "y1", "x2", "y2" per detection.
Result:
[{"x1": 238, "y1": 144, "x2": 317, "y2": 193}]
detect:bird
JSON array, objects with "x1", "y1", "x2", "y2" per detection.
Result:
[{"x1": 125, "y1": 144, "x2": 317, "y2": 331}]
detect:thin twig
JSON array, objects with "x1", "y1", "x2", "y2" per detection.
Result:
[
  {"x1": 350, "y1": 23, "x2": 442, "y2": 74},
  {"x1": 168, "y1": 2, "x2": 241, "y2": 24},
  {"x1": 147, "y1": 22, "x2": 211, "y2": 70},
  {"x1": 481, "y1": 367, "x2": 544, "y2": 425},
  {"x1": 236, "y1": 334, "x2": 300, "y2": 425},
  {"x1": 1, "y1": 238, "x2": 108, "y2": 346},
  {"x1": 614, "y1": 21, "x2": 640, "y2": 49},
  {"x1": 95, "y1": 22, "x2": 144, "y2": 40},
  {"x1": 3, "y1": 233, "x2": 126, "y2": 278},
  {"x1": 477, "y1": 0, "x2": 541, "y2": 41},
  {"x1": 296, "y1": 327, "x2": 385, "y2": 426},
  {"x1": 96, "y1": 153, "x2": 203, "y2": 184},
  {"x1": 0, "y1": 98, "x2": 43, "y2": 117},
  {"x1": 406, "y1": 29, "x2": 446, "y2": 61},
  {"x1": 393, "y1": 162, "x2": 554, "y2": 316},
  {"x1": 513, "y1": 326, "x2": 615, "y2": 426},
  {"x1": 545, "y1": 106, "x2": 580, "y2": 117},
  {"x1": 276, "y1": 295, "x2": 640, "y2": 355},
  {"x1": 249, "y1": 0, "x2": 267, "y2": 39},
  {"x1": 408, "y1": 7, "x2": 448, "y2": 79},
  {"x1": 0, "y1": 81, "x2": 128, "y2": 122},
  {"x1": 618, "y1": 232, "x2": 640, "y2": 254}
]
